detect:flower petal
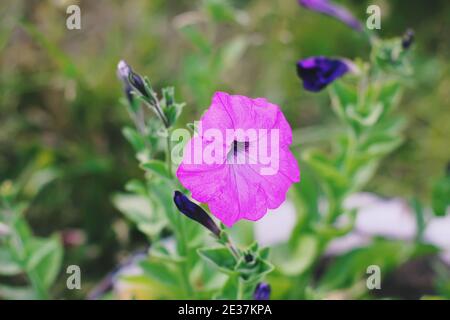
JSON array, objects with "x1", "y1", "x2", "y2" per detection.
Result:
[{"x1": 298, "y1": 0, "x2": 362, "y2": 31}]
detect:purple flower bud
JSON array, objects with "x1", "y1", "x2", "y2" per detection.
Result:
[
  {"x1": 117, "y1": 60, "x2": 131, "y2": 82},
  {"x1": 402, "y1": 28, "x2": 415, "y2": 50},
  {"x1": 117, "y1": 60, "x2": 148, "y2": 99},
  {"x1": 296, "y1": 56, "x2": 350, "y2": 92},
  {"x1": 253, "y1": 282, "x2": 271, "y2": 300},
  {"x1": 117, "y1": 60, "x2": 134, "y2": 103},
  {"x1": 298, "y1": 0, "x2": 362, "y2": 32},
  {"x1": 173, "y1": 191, "x2": 221, "y2": 238}
]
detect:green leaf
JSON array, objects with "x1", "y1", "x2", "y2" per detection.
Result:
[
  {"x1": 124, "y1": 179, "x2": 147, "y2": 195},
  {"x1": 216, "y1": 274, "x2": 239, "y2": 299},
  {"x1": 9, "y1": 216, "x2": 32, "y2": 261},
  {"x1": 329, "y1": 82, "x2": 358, "y2": 121},
  {"x1": 259, "y1": 247, "x2": 270, "y2": 260},
  {"x1": 23, "y1": 167, "x2": 59, "y2": 199},
  {"x1": 290, "y1": 163, "x2": 321, "y2": 238},
  {"x1": 147, "y1": 179, "x2": 179, "y2": 230},
  {"x1": 164, "y1": 103, "x2": 184, "y2": 127},
  {"x1": 122, "y1": 127, "x2": 146, "y2": 152},
  {"x1": 350, "y1": 160, "x2": 379, "y2": 192},
  {"x1": 183, "y1": 215, "x2": 204, "y2": 248},
  {"x1": 0, "y1": 248, "x2": 22, "y2": 276},
  {"x1": 198, "y1": 247, "x2": 237, "y2": 274},
  {"x1": 161, "y1": 87, "x2": 184, "y2": 127},
  {"x1": 432, "y1": 176, "x2": 450, "y2": 217},
  {"x1": 221, "y1": 36, "x2": 248, "y2": 70},
  {"x1": 411, "y1": 198, "x2": 426, "y2": 241},
  {"x1": 372, "y1": 38, "x2": 412, "y2": 75},
  {"x1": 294, "y1": 166, "x2": 319, "y2": 216},
  {"x1": 378, "y1": 81, "x2": 401, "y2": 114},
  {"x1": 359, "y1": 132, "x2": 404, "y2": 157},
  {"x1": 149, "y1": 243, "x2": 183, "y2": 264},
  {"x1": 113, "y1": 193, "x2": 166, "y2": 238},
  {"x1": 26, "y1": 236, "x2": 63, "y2": 288},
  {"x1": 346, "y1": 103, "x2": 384, "y2": 127},
  {"x1": 180, "y1": 25, "x2": 211, "y2": 54},
  {"x1": 330, "y1": 82, "x2": 358, "y2": 108},
  {"x1": 302, "y1": 149, "x2": 348, "y2": 191},
  {"x1": 139, "y1": 259, "x2": 180, "y2": 288},
  {"x1": 204, "y1": 0, "x2": 235, "y2": 23},
  {"x1": 312, "y1": 209, "x2": 356, "y2": 239},
  {"x1": 235, "y1": 257, "x2": 274, "y2": 282},
  {"x1": 189, "y1": 260, "x2": 227, "y2": 295},
  {"x1": 162, "y1": 87, "x2": 175, "y2": 108},
  {"x1": 274, "y1": 234, "x2": 319, "y2": 276},
  {"x1": 119, "y1": 274, "x2": 180, "y2": 299},
  {"x1": 318, "y1": 240, "x2": 436, "y2": 291},
  {"x1": 141, "y1": 160, "x2": 172, "y2": 179}
]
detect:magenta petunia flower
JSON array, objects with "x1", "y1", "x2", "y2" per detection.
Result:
[{"x1": 176, "y1": 92, "x2": 300, "y2": 227}]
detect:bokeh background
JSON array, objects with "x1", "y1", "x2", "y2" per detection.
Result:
[{"x1": 0, "y1": 0, "x2": 449, "y2": 298}]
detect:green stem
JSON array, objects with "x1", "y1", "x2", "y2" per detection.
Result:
[
  {"x1": 218, "y1": 229, "x2": 241, "y2": 261},
  {"x1": 150, "y1": 93, "x2": 170, "y2": 129},
  {"x1": 175, "y1": 216, "x2": 194, "y2": 298},
  {"x1": 236, "y1": 279, "x2": 244, "y2": 300},
  {"x1": 180, "y1": 259, "x2": 193, "y2": 298},
  {"x1": 227, "y1": 243, "x2": 240, "y2": 261},
  {"x1": 344, "y1": 128, "x2": 357, "y2": 174}
]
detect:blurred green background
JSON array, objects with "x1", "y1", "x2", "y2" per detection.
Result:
[{"x1": 0, "y1": 0, "x2": 449, "y2": 298}]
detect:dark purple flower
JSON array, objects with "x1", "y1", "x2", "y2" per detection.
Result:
[
  {"x1": 117, "y1": 60, "x2": 148, "y2": 99},
  {"x1": 402, "y1": 28, "x2": 415, "y2": 50},
  {"x1": 253, "y1": 282, "x2": 271, "y2": 300},
  {"x1": 298, "y1": 0, "x2": 362, "y2": 32},
  {"x1": 296, "y1": 56, "x2": 350, "y2": 92},
  {"x1": 173, "y1": 191, "x2": 221, "y2": 237}
]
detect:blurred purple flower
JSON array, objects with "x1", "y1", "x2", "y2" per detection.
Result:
[
  {"x1": 296, "y1": 56, "x2": 351, "y2": 92},
  {"x1": 253, "y1": 282, "x2": 271, "y2": 300},
  {"x1": 298, "y1": 0, "x2": 362, "y2": 31},
  {"x1": 402, "y1": 28, "x2": 415, "y2": 49}
]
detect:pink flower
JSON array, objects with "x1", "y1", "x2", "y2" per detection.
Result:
[{"x1": 176, "y1": 92, "x2": 300, "y2": 227}]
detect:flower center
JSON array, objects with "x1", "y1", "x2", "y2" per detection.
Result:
[{"x1": 227, "y1": 140, "x2": 250, "y2": 162}]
